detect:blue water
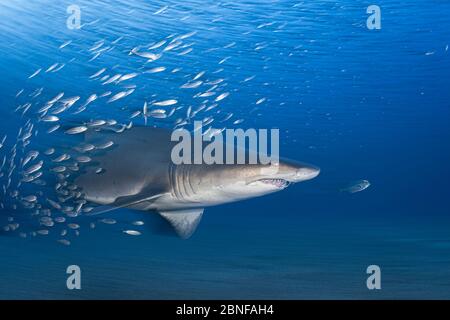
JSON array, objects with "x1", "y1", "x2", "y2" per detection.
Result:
[{"x1": 0, "y1": 0, "x2": 450, "y2": 299}]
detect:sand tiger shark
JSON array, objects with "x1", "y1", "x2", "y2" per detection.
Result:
[{"x1": 75, "y1": 127, "x2": 320, "y2": 238}]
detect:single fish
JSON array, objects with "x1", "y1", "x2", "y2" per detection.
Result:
[
  {"x1": 152, "y1": 99, "x2": 177, "y2": 107},
  {"x1": 221, "y1": 113, "x2": 233, "y2": 122},
  {"x1": 76, "y1": 156, "x2": 92, "y2": 163},
  {"x1": 96, "y1": 141, "x2": 114, "y2": 150},
  {"x1": 48, "y1": 92, "x2": 65, "y2": 104},
  {"x1": 88, "y1": 119, "x2": 106, "y2": 127},
  {"x1": 0, "y1": 135, "x2": 6, "y2": 149},
  {"x1": 100, "y1": 91, "x2": 112, "y2": 98},
  {"x1": 65, "y1": 126, "x2": 88, "y2": 135},
  {"x1": 22, "y1": 151, "x2": 39, "y2": 167},
  {"x1": 131, "y1": 49, "x2": 161, "y2": 61},
  {"x1": 206, "y1": 79, "x2": 224, "y2": 85},
  {"x1": 118, "y1": 73, "x2": 138, "y2": 82},
  {"x1": 130, "y1": 110, "x2": 141, "y2": 119},
  {"x1": 178, "y1": 48, "x2": 193, "y2": 56},
  {"x1": 90, "y1": 68, "x2": 106, "y2": 79},
  {"x1": 145, "y1": 67, "x2": 166, "y2": 74},
  {"x1": 67, "y1": 223, "x2": 80, "y2": 230},
  {"x1": 44, "y1": 148, "x2": 55, "y2": 155},
  {"x1": 60, "y1": 96, "x2": 80, "y2": 107},
  {"x1": 198, "y1": 91, "x2": 215, "y2": 98},
  {"x1": 38, "y1": 104, "x2": 52, "y2": 115},
  {"x1": 342, "y1": 180, "x2": 371, "y2": 194},
  {"x1": 154, "y1": 5, "x2": 168, "y2": 15},
  {"x1": 224, "y1": 42, "x2": 236, "y2": 49},
  {"x1": 83, "y1": 94, "x2": 98, "y2": 106},
  {"x1": 51, "y1": 63, "x2": 66, "y2": 73},
  {"x1": 108, "y1": 89, "x2": 134, "y2": 103},
  {"x1": 148, "y1": 40, "x2": 166, "y2": 50},
  {"x1": 52, "y1": 154, "x2": 70, "y2": 162},
  {"x1": 83, "y1": 207, "x2": 94, "y2": 213},
  {"x1": 177, "y1": 31, "x2": 197, "y2": 40},
  {"x1": 99, "y1": 218, "x2": 116, "y2": 225},
  {"x1": 24, "y1": 161, "x2": 43, "y2": 175},
  {"x1": 51, "y1": 166, "x2": 66, "y2": 173},
  {"x1": 89, "y1": 41, "x2": 104, "y2": 52},
  {"x1": 28, "y1": 68, "x2": 42, "y2": 79},
  {"x1": 102, "y1": 74, "x2": 122, "y2": 85},
  {"x1": 51, "y1": 104, "x2": 69, "y2": 115},
  {"x1": 74, "y1": 144, "x2": 95, "y2": 154},
  {"x1": 41, "y1": 115, "x2": 59, "y2": 122},
  {"x1": 57, "y1": 239, "x2": 71, "y2": 246},
  {"x1": 16, "y1": 89, "x2": 24, "y2": 97},
  {"x1": 219, "y1": 56, "x2": 231, "y2": 64},
  {"x1": 143, "y1": 101, "x2": 148, "y2": 114},
  {"x1": 149, "y1": 109, "x2": 167, "y2": 119},
  {"x1": 47, "y1": 199, "x2": 62, "y2": 210},
  {"x1": 59, "y1": 40, "x2": 72, "y2": 49},
  {"x1": 47, "y1": 124, "x2": 60, "y2": 133},
  {"x1": 193, "y1": 71, "x2": 205, "y2": 80},
  {"x1": 22, "y1": 195, "x2": 37, "y2": 203},
  {"x1": 256, "y1": 98, "x2": 266, "y2": 105},
  {"x1": 164, "y1": 41, "x2": 181, "y2": 52},
  {"x1": 41, "y1": 220, "x2": 55, "y2": 227},
  {"x1": 215, "y1": 92, "x2": 230, "y2": 102},
  {"x1": 123, "y1": 230, "x2": 141, "y2": 236},
  {"x1": 46, "y1": 63, "x2": 59, "y2": 73},
  {"x1": 181, "y1": 81, "x2": 202, "y2": 89}
]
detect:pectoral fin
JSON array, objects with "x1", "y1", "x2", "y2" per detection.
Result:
[
  {"x1": 158, "y1": 208, "x2": 204, "y2": 239},
  {"x1": 86, "y1": 193, "x2": 165, "y2": 216}
]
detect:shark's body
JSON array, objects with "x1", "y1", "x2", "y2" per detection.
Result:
[{"x1": 75, "y1": 127, "x2": 320, "y2": 238}]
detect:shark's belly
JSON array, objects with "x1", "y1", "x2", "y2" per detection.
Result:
[{"x1": 146, "y1": 193, "x2": 230, "y2": 211}]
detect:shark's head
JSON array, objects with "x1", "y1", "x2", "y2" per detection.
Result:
[
  {"x1": 246, "y1": 159, "x2": 320, "y2": 189},
  {"x1": 177, "y1": 159, "x2": 320, "y2": 206},
  {"x1": 237, "y1": 159, "x2": 320, "y2": 197}
]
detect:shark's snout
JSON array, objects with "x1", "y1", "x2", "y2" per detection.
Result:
[
  {"x1": 292, "y1": 164, "x2": 320, "y2": 182},
  {"x1": 258, "y1": 160, "x2": 320, "y2": 185},
  {"x1": 275, "y1": 160, "x2": 320, "y2": 183}
]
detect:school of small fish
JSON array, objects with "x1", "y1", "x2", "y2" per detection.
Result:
[{"x1": 0, "y1": 22, "x2": 261, "y2": 245}]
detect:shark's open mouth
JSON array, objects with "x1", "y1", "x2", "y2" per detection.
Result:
[{"x1": 259, "y1": 178, "x2": 290, "y2": 188}]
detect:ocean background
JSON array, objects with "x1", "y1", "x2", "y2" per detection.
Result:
[{"x1": 0, "y1": 0, "x2": 450, "y2": 299}]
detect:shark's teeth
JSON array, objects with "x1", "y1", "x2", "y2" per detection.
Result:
[{"x1": 259, "y1": 179, "x2": 290, "y2": 188}]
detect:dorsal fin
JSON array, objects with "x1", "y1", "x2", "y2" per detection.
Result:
[{"x1": 158, "y1": 208, "x2": 204, "y2": 239}]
